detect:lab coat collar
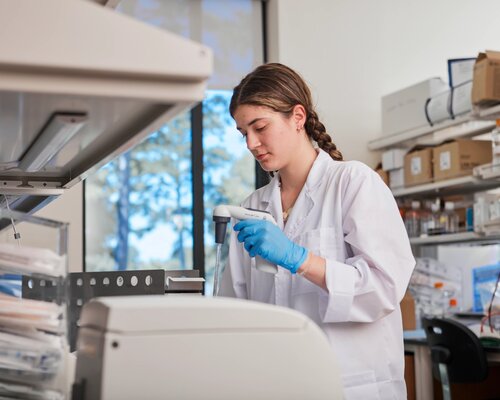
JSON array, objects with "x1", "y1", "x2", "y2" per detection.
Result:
[{"x1": 258, "y1": 148, "x2": 330, "y2": 235}]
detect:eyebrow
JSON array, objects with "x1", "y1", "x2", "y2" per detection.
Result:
[{"x1": 236, "y1": 117, "x2": 266, "y2": 131}]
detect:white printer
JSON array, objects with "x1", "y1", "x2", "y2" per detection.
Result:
[{"x1": 73, "y1": 296, "x2": 343, "y2": 400}]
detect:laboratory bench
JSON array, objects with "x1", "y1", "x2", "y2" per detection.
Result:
[{"x1": 404, "y1": 334, "x2": 500, "y2": 400}]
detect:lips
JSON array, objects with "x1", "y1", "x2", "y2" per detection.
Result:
[{"x1": 255, "y1": 153, "x2": 269, "y2": 161}]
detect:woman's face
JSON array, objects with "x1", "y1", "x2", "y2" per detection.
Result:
[{"x1": 233, "y1": 105, "x2": 301, "y2": 172}]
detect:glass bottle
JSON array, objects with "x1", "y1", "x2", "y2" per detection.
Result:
[
  {"x1": 404, "y1": 201, "x2": 421, "y2": 237},
  {"x1": 419, "y1": 202, "x2": 432, "y2": 237},
  {"x1": 441, "y1": 201, "x2": 459, "y2": 233},
  {"x1": 428, "y1": 202, "x2": 443, "y2": 235}
]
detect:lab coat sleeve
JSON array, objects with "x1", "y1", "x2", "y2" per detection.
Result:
[
  {"x1": 218, "y1": 228, "x2": 249, "y2": 299},
  {"x1": 319, "y1": 164, "x2": 415, "y2": 323}
]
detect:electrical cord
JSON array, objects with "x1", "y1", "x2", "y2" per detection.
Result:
[
  {"x1": 3, "y1": 194, "x2": 21, "y2": 246},
  {"x1": 485, "y1": 271, "x2": 500, "y2": 334}
]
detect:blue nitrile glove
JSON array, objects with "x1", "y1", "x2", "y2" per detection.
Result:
[{"x1": 233, "y1": 219, "x2": 308, "y2": 274}]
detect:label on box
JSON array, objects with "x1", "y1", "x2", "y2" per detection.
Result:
[
  {"x1": 410, "y1": 157, "x2": 422, "y2": 175},
  {"x1": 439, "y1": 151, "x2": 451, "y2": 171}
]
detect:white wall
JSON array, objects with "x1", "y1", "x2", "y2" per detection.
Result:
[{"x1": 267, "y1": 0, "x2": 500, "y2": 166}]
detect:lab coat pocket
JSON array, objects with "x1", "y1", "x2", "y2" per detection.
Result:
[
  {"x1": 341, "y1": 370, "x2": 381, "y2": 400},
  {"x1": 292, "y1": 227, "x2": 341, "y2": 295}
]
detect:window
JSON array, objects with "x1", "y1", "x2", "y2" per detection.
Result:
[{"x1": 84, "y1": 0, "x2": 263, "y2": 293}]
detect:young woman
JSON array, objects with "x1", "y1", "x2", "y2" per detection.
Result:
[{"x1": 219, "y1": 63, "x2": 415, "y2": 399}]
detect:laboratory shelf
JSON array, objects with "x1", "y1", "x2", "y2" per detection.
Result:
[
  {"x1": 409, "y1": 231, "x2": 500, "y2": 246},
  {"x1": 368, "y1": 104, "x2": 500, "y2": 151},
  {"x1": 478, "y1": 103, "x2": 500, "y2": 120},
  {"x1": 391, "y1": 174, "x2": 500, "y2": 198}
]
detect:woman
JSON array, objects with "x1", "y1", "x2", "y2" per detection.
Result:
[{"x1": 219, "y1": 63, "x2": 415, "y2": 399}]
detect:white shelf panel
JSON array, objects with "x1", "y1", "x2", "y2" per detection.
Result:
[
  {"x1": 392, "y1": 174, "x2": 499, "y2": 198},
  {"x1": 410, "y1": 231, "x2": 500, "y2": 245},
  {"x1": 368, "y1": 104, "x2": 500, "y2": 151}
]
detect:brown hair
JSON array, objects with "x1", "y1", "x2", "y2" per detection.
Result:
[{"x1": 230, "y1": 63, "x2": 343, "y2": 161}]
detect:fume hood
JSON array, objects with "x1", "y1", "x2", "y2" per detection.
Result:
[{"x1": 0, "y1": 0, "x2": 212, "y2": 215}]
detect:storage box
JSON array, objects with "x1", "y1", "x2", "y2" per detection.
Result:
[
  {"x1": 382, "y1": 148, "x2": 407, "y2": 171},
  {"x1": 471, "y1": 50, "x2": 500, "y2": 106},
  {"x1": 382, "y1": 78, "x2": 449, "y2": 136},
  {"x1": 400, "y1": 290, "x2": 416, "y2": 331},
  {"x1": 450, "y1": 80, "x2": 472, "y2": 117},
  {"x1": 404, "y1": 146, "x2": 433, "y2": 187},
  {"x1": 389, "y1": 168, "x2": 405, "y2": 189},
  {"x1": 374, "y1": 163, "x2": 389, "y2": 186},
  {"x1": 447, "y1": 58, "x2": 475, "y2": 87},
  {"x1": 425, "y1": 88, "x2": 451, "y2": 125},
  {"x1": 433, "y1": 139, "x2": 492, "y2": 181}
]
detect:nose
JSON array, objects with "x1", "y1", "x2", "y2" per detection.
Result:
[{"x1": 246, "y1": 131, "x2": 261, "y2": 151}]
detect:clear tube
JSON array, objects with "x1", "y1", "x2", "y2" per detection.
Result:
[{"x1": 212, "y1": 243, "x2": 223, "y2": 296}]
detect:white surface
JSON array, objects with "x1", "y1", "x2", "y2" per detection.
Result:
[
  {"x1": 448, "y1": 58, "x2": 475, "y2": 87},
  {"x1": 382, "y1": 148, "x2": 407, "y2": 171},
  {"x1": 75, "y1": 296, "x2": 344, "y2": 400},
  {"x1": 426, "y1": 88, "x2": 452, "y2": 125},
  {"x1": 382, "y1": 78, "x2": 449, "y2": 135},
  {"x1": 451, "y1": 81, "x2": 473, "y2": 116},
  {"x1": 389, "y1": 168, "x2": 405, "y2": 189}
]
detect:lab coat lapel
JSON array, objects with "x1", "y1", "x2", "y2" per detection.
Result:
[
  {"x1": 259, "y1": 174, "x2": 284, "y2": 230},
  {"x1": 283, "y1": 149, "x2": 328, "y2": 239}
]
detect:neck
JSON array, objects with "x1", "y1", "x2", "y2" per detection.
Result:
[{"x1": 279, "y1": 141, "x2": 318, "y2": 192}]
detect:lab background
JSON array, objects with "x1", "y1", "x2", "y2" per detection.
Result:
[{"x1": 1, "y1": 0, "x2": 500, "y2": 399}]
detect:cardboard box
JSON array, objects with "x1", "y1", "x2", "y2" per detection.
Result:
[
  {"x1": 472, "y1": 50, "x2": 500, "y2": 106},
  {"x1": 433, "y1": 139, "x2": 492, "y2": 181},
  {"x1": 400, "y1": 290, "x2": 416, "y2": 331},
  {"x1": 382, "y1": 78, "x2": 449, "y2": 136},
  {"x1": 382, "y1": 148, "x2": 407, "y2": 171},
  {"x1": 448, "y1": 58, "x2": 475, "y2": 87},
  {"x1": 374, "y1": 163, "x2": 389, "y2": 186},
  {"x1": 389, "y1": 168, "x2": 405, "y2": 189},
  {"x1": 404, "y1": 146, "x2": 433, "y2": 187},
  {"x1": 425, "y1": 88, "x2": 451, "y2": 124},
  {"x1": 450, "y1": 80, "x2": 472, "y2": 117}
]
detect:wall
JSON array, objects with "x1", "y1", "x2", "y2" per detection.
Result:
[{"x1": 267, "y1": 0, "x2": 500, "y2": 166}]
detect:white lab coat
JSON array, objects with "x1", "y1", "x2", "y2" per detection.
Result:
[{"x1": 220, "y1": 148, "x2": 416, "y2": 399}]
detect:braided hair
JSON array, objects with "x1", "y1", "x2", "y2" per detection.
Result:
[{"x1": 230, "y1": 63, "x2": 343, "y2": 161}]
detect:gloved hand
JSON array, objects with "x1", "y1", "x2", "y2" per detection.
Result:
[{"x1": 233, "y1": 219, "x2": 308, "y2": 274}]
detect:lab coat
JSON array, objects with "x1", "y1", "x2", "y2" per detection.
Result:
[{"x1": 220, "y1": 148, "x2": 416, "y2": 399}]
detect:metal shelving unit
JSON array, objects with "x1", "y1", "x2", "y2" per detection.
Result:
[
  {"x1": 409, "y1": 231, "x2": 500, "y2": 246},
  {"x1": 369, "y1": 103, "x2": 500, "y2": 248},
  {"x1": 391, "y1": 173, "x2": 500, "y2": 198},
  {"x1": 368, "y1": 105, "x2": 499, "y2": 151}
]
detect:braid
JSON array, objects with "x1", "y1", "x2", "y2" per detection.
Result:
[{"x1": 305, "y1": 111, "x2": 343, "y2": 161}]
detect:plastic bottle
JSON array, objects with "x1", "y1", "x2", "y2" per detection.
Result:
[
  {"x1": 492, "y1": 119, "x2": 500, "y2": 173},
  {"x1": 419, "y1": 202, "x2": 432, "y2": 237},
  {"x1": 427, "y1": 202, "x2": 443, "y2": 235},
  {"x1": 441, "y1": 201, "x2": 459, "y2": 234},
  {"x1": 404, "y1": 201, "x2": 421, "y2": 237}
]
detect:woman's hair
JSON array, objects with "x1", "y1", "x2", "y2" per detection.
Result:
[{"x1": 230, "y1": 63, "x2": 343, "y2": 161}]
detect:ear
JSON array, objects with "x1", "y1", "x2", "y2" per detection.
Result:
[{"x1": 291, "y1": 104, "x2": 306, "y2": 131}]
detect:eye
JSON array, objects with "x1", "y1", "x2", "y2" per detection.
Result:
[{"x1": 255, "y1": 125, "x2": 267, "y2": 132}]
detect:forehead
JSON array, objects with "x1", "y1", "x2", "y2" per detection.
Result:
[{"x1": 233, "y1": 105, "x2": 279, "y2": 126}]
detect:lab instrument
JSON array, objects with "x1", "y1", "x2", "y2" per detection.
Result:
[
  {"x1": 72, "y1": 295, "x2": 344, "y2": 400},
  {"x1": 212, "y1": 205, "x2": 277, "y2": 296}
]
